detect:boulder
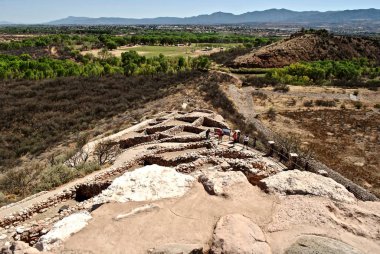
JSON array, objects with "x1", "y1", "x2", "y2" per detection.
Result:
[
  {"x1": 148, "y1": 243, "x2": 203, "y2": 254},
  {"x1": 211, "y1": 214, "x2": 271, "y2": 254},
  {"x1": 36, "y1": 212, "x2": 92, "y2": 251},
  {"x1": 285, "y1": 235, "x2": 363, "y2": 254},
  {"x1": 198, "y1": 171, "x2": 248, "y2": 196},
  {"x1": 260, "y1": 170, "x2": 356, "y2": 203},
  {"x1": 93, "y1": 165, "x2": 195, "y2": 204}
]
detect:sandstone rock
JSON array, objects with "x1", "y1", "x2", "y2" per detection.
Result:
[
  {"x1": 285, "y1": 235, "x2": 363, "y2": 254},
  {"x1": 0, "y1": 234, "x2": 7, "y2": 240},
  {"x1": 93, "y1": 165, "x2": 195, "y2": 204},
  {"x1": 114, "y1": 204, "x2": 160, "y2": 221},
  {"x1": 260, "y1": 170, "x2": 356, "y2": 203},
  {"x1": 147, "y1": 243, "x2": 203, "y2": 254},
  {"x1": 36, "y1": 212, "x2": 92, "y2": 251},
  {"x1": 198, "y1": 171, "x2": 247, "y2": 196},
  {"x1": 15, "y1": 227, "x2": 24, "y2": 234},
  {"x1": 211, "y1": 214, "x2": 271, "y2": 254}
]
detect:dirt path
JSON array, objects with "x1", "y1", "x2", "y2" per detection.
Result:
[{"x1": 226, "y1": 84, "x2": 257, "y2": 121}]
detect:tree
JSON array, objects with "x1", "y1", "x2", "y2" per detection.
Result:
[{"x1": 93, "y1": 141, "x2": 120, "y2": 165}]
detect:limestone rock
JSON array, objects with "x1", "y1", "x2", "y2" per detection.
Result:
[
  {"x1": 93, "y1": 165, "x2": 195, "y2": 204},
  {"x1": 148, "y1": 243, "x2": 203, "y2": 254},
  {"x1": 285, "y1": 235, "x2": 363, "y2": 254},
  {"x1": 211, "y1": 214, "x2": 271, "y2": 254},
  {"x1": 198, "y1": 171, "x2": 247, "y2": 196},
  {"x1": 260, "y1": 170, "x2": 356, "y2": 203},
  {"x1": 36, "y1": 212, "x2": 92, "y2": 251},
  {"x1": 114, "y1": 204, "x2": 160, "y2": 221}
]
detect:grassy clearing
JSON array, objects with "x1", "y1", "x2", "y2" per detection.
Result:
[{"x1": 83, "y1": 43, "x2": 243, "y2": 58}]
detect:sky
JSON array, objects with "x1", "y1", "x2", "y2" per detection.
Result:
[{"x1": 0, "y1": 0, "x2": 379, "y2": 23}]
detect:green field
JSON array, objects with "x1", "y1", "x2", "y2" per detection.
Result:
[
  {"x1": 126, "y1": 43, "x2": 242, "y2": 58},
  {"x1": 83, "y1": 43, "x2": 243, "y2": 58}
]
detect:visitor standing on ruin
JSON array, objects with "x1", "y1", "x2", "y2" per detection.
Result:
[
  {"x1": 243, "y1": 135, "x2": 249, "y2": 150},
  {"x1": 206, "y1": 129, "x2": 210, "y2": 140}
]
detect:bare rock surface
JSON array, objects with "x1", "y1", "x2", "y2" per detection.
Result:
[
  {"x1": 93, "y1": 165, "x2": 195, "y2": 204},
  {"x1": 147, "y1": 243, "x2": 203, "y2": 254},
  {"x1": 260, "y1": 170, "x2": 356, "y2": 203},
  {"x1": 284, "y1": 235, "x2": 363, "y2": 254},
  {"x1": 114, "y1": 204, "x2": 160, "y2": 221},
  {"x1": 35, "y1": 211, "x2": 92, "y2": 251},
  {"x1": 198, "y1": 170, "x2": 248, "y2": 196},
  {"x1": 211, "y1": 214, "x2": 271, "y2": 254}
]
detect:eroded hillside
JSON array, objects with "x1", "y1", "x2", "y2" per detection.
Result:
[{"x1": 233, "y1": 33, "x2": 380, "y2": 68}]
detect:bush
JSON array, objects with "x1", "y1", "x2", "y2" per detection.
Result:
[
  {"x1": 37, "y1": 164, "x2": 78, "y2": 191},
  {"x1": 303, "y1": 100, "x2": 314, "y2": 107},
  {"x1": 273, "y1": 84, "x2": 290, "y2": 93},
  {"x1": 353, "y1": 90, "x2": 359, "y2": 96},
  {"x1": 353, "y1": 101, "x2": 363, "y2": 109},
  {"x1": 374, "y1": 104, "x2": 380, "y2": 109},
  {"x1": 267, "y1": 107, "x2": 276, "y2": 121},
  {"x1": 315, "y1": 100, "x2": 336, "y2": 107},
  {"x1": 0, "y1": 163, "x2": 43, "y2": 196},
  {"x1": 252, "y1": 91, "x2": 268, "y2": 100}
]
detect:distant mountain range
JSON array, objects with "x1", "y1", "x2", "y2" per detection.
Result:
[{"x1": 46, "y1": 9, "x2": 380, "y2": 25}]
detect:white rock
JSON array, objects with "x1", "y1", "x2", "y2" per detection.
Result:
[
  {"x1": 36, "y1": 211, "x2": 92, "y2": 251},
  {"x1": 260, "y1": 170, "x2": 356, "y2": 203},
  {"x1": 199, "y1": 171, "x2": 248, "y2": 196},
  {"x1": 114, "y1": 204, "x2": 160, "y2": 221},
  {"x1": 93, "y1": 165, "x2": 195, "y2": 204},
  {"x1": 211, "y1": 214, "x2": 271, "y2": 254},
  {"x1": 0, "y1": 234, "x2": 7, "y2": 240},
  {"x1": 15, "y1": 226, "x2": 24, "y2": 234}
]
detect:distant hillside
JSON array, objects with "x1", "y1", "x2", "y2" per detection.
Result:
[
  {"x1": 0, "y1": 21, "x2": 12, "y2": 25},
  {"x1": 47, "y1": 9, "x2": 380, "y2": 25},
  {"x1": 233, "y1": 33, "x2": 380, "y2": 68}
]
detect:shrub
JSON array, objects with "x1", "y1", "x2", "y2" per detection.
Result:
[
  {"x1": 252, "y1": 91, "x2": 268, "y2": 100},
  {"x1": 374, "y1": 104, "x2": 380, "y2": 109},
  {"x1": 0, "y1": 163, "x2": 43, "y2": 196},
  {"x1": 94, "y1": 141, "x2": 121, "y2": 165},
  {"x1": 37, "y1": 164, "x2": 78, "y2": 191},
  {"x1": 353, "y1": 101, "x2": 363, "y2": 109},
  {"x1": 267, "y1": 107, "x2": 276, "y2": 121},
  {"x1": 315, "y1": 100, "x2": 336, "y2": 107},
  {"x1": 273, "y1": 84, "x2": 290, "y2": 93},
  {"x1": 353, "y1": 90, "x2": 359, "y2": 96},
  {"x1": 303, "y1": 100, "x2": 314, "y2": 107}
]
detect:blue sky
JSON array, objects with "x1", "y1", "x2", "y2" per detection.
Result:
[{"x1": 0, "y1": 0, "x2": 379, "y2": 23}]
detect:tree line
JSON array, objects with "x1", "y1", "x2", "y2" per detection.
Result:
[
  {"x1": 0, "y1": 32, "x2": 275, "y2": 51},
  {"x1": 0, "y1": 51, "x2": 211, "y2": 80},
  {"x1": 266, "y1": 59, "x2": 380, "y2": 86}
]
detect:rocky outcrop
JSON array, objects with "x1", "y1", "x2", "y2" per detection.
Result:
[
  {"x1": 92, "y1": 165, "x2": 195, "y2": 204},
  {"x1": 35, "y1": 212, "x2": 92, "y2": 251},
  {"x1": 285, "y1": 235, "x2": 363, "y2": 254},
  {"x1": 233, "y1": 34, "x2": 380, "y2": 68},
  {"x1": 211, "y1": 214, "x2": 271, "y2": 254},
  {"x1": 198, "y1": 170, "x2": 248, "y2": 196},
  {"x1": 260, "y1": 170, "x2": 356, "y2": 203},
  {"x1": 147, "y1": 243, "x2": 203, "y2": 254}
]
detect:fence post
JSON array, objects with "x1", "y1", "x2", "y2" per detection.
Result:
[
  {"x1": 267, "y1": 141, "x2": 275, "y2": 157},
  {"x1": 289, "y1": 153, "x2": 299, "y2": 170}
]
